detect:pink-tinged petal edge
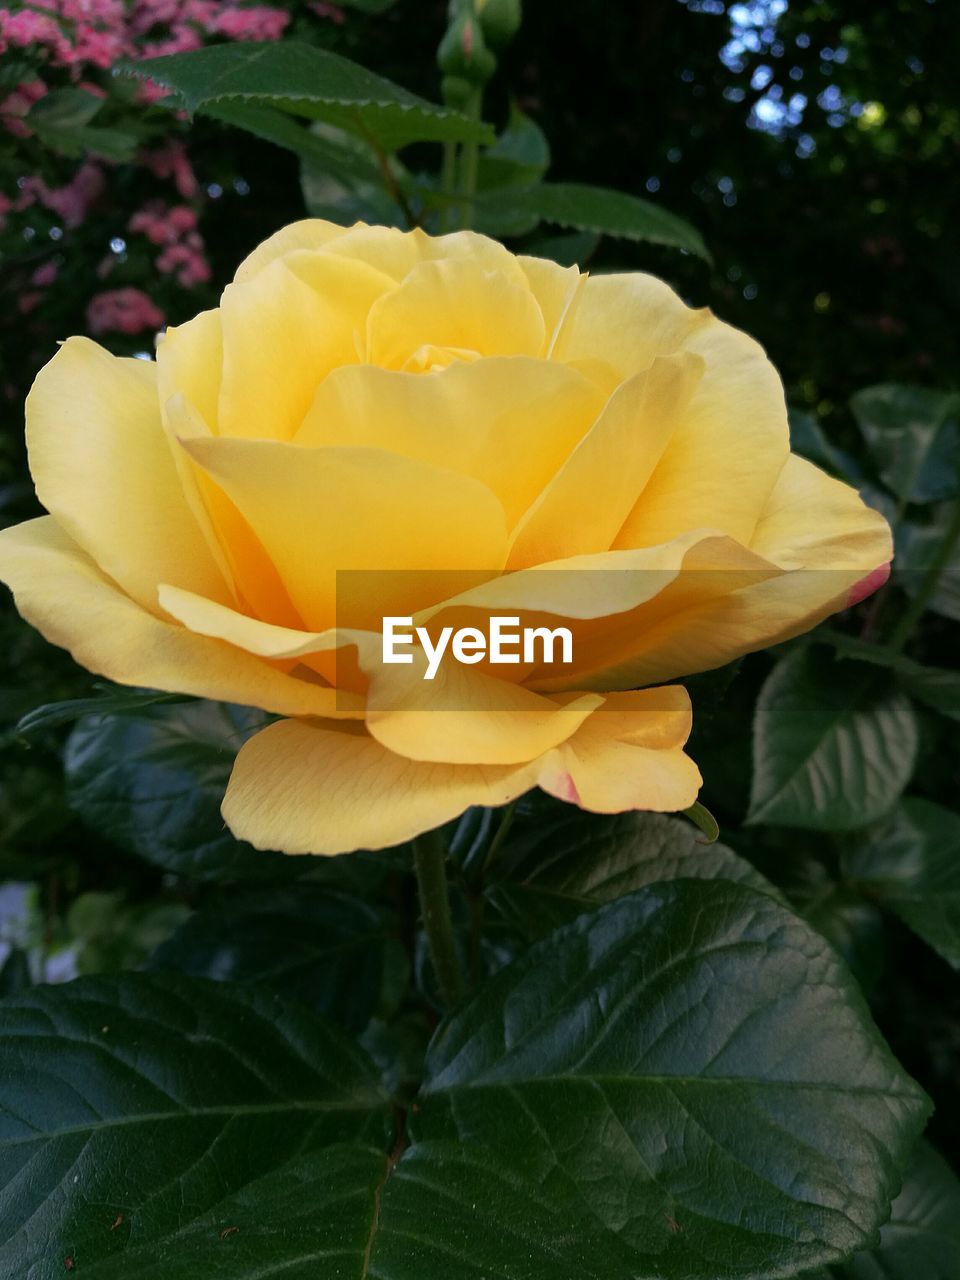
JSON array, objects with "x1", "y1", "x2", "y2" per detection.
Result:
[
  {"x1": 847, "y1": 561, "x2": 891, "y2": 608},
  {"x1": 558, "y1": 772, "x2": 581, "y2": 804}
]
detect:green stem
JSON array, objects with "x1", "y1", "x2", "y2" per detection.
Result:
[
  {"x1": 439, "y1": 140, "x2": 459, "y2": 233},
  {"x1": 467, "y1": 800, "x2": 518, "y2": 986},
  {"x1": 887, "y1": 499, "x2": 960, "y2": 654},
  {"x1": 354, "y1": 110, "x2": 417, "y2": 229},
  {"x1": 480, "y1": 800, "x2": 517, "y2": 879},
  {"x1": 458, "y1": 89, "x2": 483, "y2": 229},
  {"x1": 413, "y1": 828, "x2": 465, "y2": 1009}
]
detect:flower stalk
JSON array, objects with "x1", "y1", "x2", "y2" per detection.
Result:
[
  {"x1": 480, "y1": 799, "x2": 517, "y2": 877},
  {"x1": 413, "y1": 828, "x2": 466, "y2": 1008},
  {"x1": 439, "y1": 140, "x2": 459, "y2": 232},
  {"x1": 458, "y1": 88, "x2": 483, "y2": 229},
  {"x1": 438, "y1": 0, "x2": 497, "y2": 231}
]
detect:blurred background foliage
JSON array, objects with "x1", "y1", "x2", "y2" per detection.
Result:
[{"x1": 0, "y1": 0, "x2": 958, "y2": 1193}]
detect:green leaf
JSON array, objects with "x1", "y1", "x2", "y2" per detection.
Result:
[
  {"x1": 474, "y1": 180, "x2": 711, "y2": 260},
  {"x1": 59, "y1": 125, "x2": 140, "y2": 162},
  {"x1": 16, "y1": 686, "x2": 188, "y2": 736},
  {"x1": 0, "y1": 974, "x2": 393, "y2": 1277},
  {"x1": 125, "y1": 41, "x2": 495, "y2": 151},
  {"x1": 206, "y1": 100, "x2": 382, "y2": 181},
  {"x1": 808, "y1": 895, "x2": 887, "y2": 995},
  {"x1": 825, "y1": 632, "x2": 960, "y2": 723},
  {"x1": 886, "y1": 661, "x2": 960, "y2": 720},
  {"x1": 466, "y1": 106, "x2": 553, "y2": 237},
  {"x1": 299, "y1": 123, "x2": 406, "y2": 226},
  {"x1": 67, "y1": 892, "x2": 191, "y2": 976},
  {"x1": 0, "y1": 948, "x2": 31, "y2": 996},
  {"x1": 446, "y1": 805, "x2": 497, "y2": 878},
  {"x1": 359, "y1": 1013, "x2": 431, "y2": 1102},
  {"x1": 748, "y1": 647, "x2": 919, "y2": 831},
  {"x1": 375, "y1": 880, "x2": 930, "y2": 1278},
  {"x1": 149, "y1": 888, "x2": 406, "y2": 1032},
  {"x1": 851, "y1": 383, "x2": 960, "y2": 504},
  {"x1": 789, "y1": 407, "x2": 862, "y2": 481},
  {"x1": 843, "y1": 798, "x2": 960, "y2": 969},
  {"x1": 338, "y1": 0, "x2": 398, "y2": 10},
  {"x1": 0, "y1": 59, "x2": 33, "y2": 89},
  {"x1": 897, "y1": 500, "x2": 960, "y2": 622},
  {"x1": 0, "y1": 892, "x2": 931, "y2": 1277},
  {"x1": 831, "y1": 1142, "x2": 960, "y2": 1278},
  {"x1": 63, "y1": 700, "x2": 306, "y2": 882},
  {"x1": 301, "y1": 171, "x2": 406, "y2": 226},
  {"x1": 683, "y1": 799, "x2": 720, "y2": 843},
  {"x1": 25, "y1": 90, "x2": 139, "y2": 160},
  {"x1": 487, "y1": 810, "x2": 776, "y2": 940},
  {"x1": 524, "y1": 228, "x2": 602, "y2": 266},
  {"x1": 779, "y1": 856, "x2": 887, "y2": 994},
  {"x1": 26, "y1": 86, "x2": 103, "y2": 130},
  {"x1": 470, "y1": 200, "x2": 542, "y2": 238},
  {"x1": 476, "y1": 104, "x2": 550, "y2": 189}
]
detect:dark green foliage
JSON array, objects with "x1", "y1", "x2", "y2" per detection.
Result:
[
  {"x1": 748, "y1": 648, "x2": 919, "y2": 831},
  {"x1": 150, "y1": 887, "x2": 408, "y2": 1031},
  {"x1": 843, "y1": 800, "x2": 960, "y2": 970},
  {"x1": 0, "y1": 975, "x2": 393, "y2": 1277},
  {"x1": 0, "y1": 884, "x2": 932, "y2": 1278},
  {"x1": 63, "y1": 701, "x2": 294, "y2": 882},
  {"x1": 127, "y1": 41, "x2": 496, "y2": 149},
  {"x1": 1, "y1": 3, "x2": 958, "y2": 1273}
]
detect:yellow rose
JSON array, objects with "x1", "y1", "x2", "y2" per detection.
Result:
[{"x1": 0, "y1": 221, "x2": 890, "y2": 854}]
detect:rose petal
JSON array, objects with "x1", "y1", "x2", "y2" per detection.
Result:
[
  {"x1": 232, "y1": 216, "x2": 347, "y2": 282},
  {"x1": 179, "y1": 437, "x2": 509, "y2": 630},
  {"x1": 326, "y1": 222, "x2": 530, "y2": 285},
  {"x1": 0, "y1": 519, "x2": 346, "y2": 718},
  {"x1": 222, "y1": 686, "x2": 700, "y2": 855},
  {"x1": 296, "y1": 357, "x2": 603, "y2": 528},
  {"x1": 366, "y1": 259, "x2": 545, "y2": 369},
  {"x1": 223, "y1": 717, "x2": 539, "y2": 855},
  {"x1": 614, "y1": 312, "x2": 790, "y2": 548},
  {"x1": 25, "y1": 338, "x2": 230, "y2": 612},
  {"x1": 539, "y1": 690, "x2": 701, "y2": 814},
  {"x1": 508, "y1": 352, "x2": 704, "y2": 567},
  {"x1": 218, "y1": 252, "x2": 393, "y2": 440},
  {"x1": 364, "y1": 655, "x2": 604, "y2": 765}
]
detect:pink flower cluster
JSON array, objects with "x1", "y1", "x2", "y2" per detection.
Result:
[
  {"x1": 0, "y1": 0, "x2": 294, "y2": 79},
  {"x1": 0, "y1": 0, "x2": 127, "y2": 69},
  {"x1": 0, "y1": 79, "x2": 46, "y2": 139},
  {"x1": 309, "y1": 3, "x2": 346, "y2": 23},
  {"x1": 129, "y1": 200, "x2": 211, "y2": 286},
  {"x1": 18, "y1": 261, "x2": 61, "y2": 316},
  {"x1": 132, "y1": 0, "x2": 213, "y2": 78},
  {"x1": 211, "y1": 5, "x2": 290, "y2": 40},
  {"x1": 1, "y1": 1, "x2": 344, "y2": 340},
  {"x1": 15, "y1": 160, "x2": 105, "y2": 227},
  {"x1": 142, "y1": 139, "x2": 198, "y2": 199},
  {"x1": 132, "y1": 0, "x2": 216, "y2": 43},
  {"x1": 86, "y1": 287, "x2": 165, "y2": 336}
]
